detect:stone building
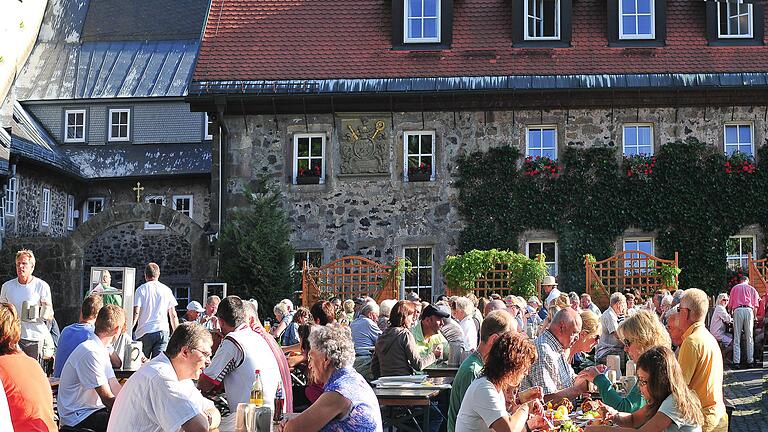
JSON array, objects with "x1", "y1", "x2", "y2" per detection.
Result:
[
  {"x1": 0, "y1": 0, "x2": 215, "y2": 324},
  {"x1": 189, "y1": 0, "x2": 768, "y2": 301}
]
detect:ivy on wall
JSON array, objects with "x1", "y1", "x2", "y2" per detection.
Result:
[{"x1": 456, "y1": 137, "x2": 768, "y2": 295}]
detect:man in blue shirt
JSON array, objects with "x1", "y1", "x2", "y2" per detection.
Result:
[
  {"x1": 350, "y1": 301, "x2": 382, "y2": 380},
  {"x1": 53, "y1": 294, "x2": 103, "y2": 377}
]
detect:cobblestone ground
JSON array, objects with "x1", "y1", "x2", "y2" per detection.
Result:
[{"x1": 722, "y1": 351, "x2": 768, "y2": 432}]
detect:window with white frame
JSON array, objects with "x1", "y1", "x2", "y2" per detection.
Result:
[
  {"x1": 66, "y1": 195, "x2": 75, "y2": 230},
  {"x1": 84, "y1": 197, "x2": 104, "y2": 221},
  {"x1": 173, "y1": 195, "x2": 193, "y2": 218},
  {"x1": 619, "y1": 0, "x2": 654, "y2": 39},
  {"x1": 5, "y1": 177, "x2": 16, "y2": 216},
  {"x1": 526, "y1": 126, "x2": 558, "y2": 160},
  {"x1": 205, "y1": 113, "x2": 213, "y2": 140},
  {"x1": 404, "y1": 246, "x2": 433, "y2": 301},
  {"x1": 65, "y1": 109, "x2": 86, "y2": 143},
  {"x1": 293, "y1": 134, "x2": 325, "y2": 183},
  {"x1": 0, "y1": 197, "x2": 5, "y2": 230},
  {"x1": 623, "y1": 238, "x2": 654, "y2": 275},
  {"x1": 525, "y1": 0, "x2": 560, "y2": 40},
  {"x1": 405, "y1": 0, "x2": 441, "y2": 43},
  {"x1": 526, "y1": 241, "x2": 558, "y2": 276},
  {"x1": 724, "y1": 124, "x2": 753, "y2": 156},
  {"x1": 293, "y1": 249, "x2": 324, "y2": 270},
  {"x1": 144, "y1": 196, "x2": 166, "y2": 230},
  {"x1": 41, "y1": 188, "x2": 51, "y2": 227},
  {"x1": 718, "y1": 2, "x2": 752, "y2": 38},
  {"x1": 172, "y1": 286, "x2": 190, "y2": 307},
  {"x1": 727, "y1": 235, "x2": 755, "y2": 269},
  {"x1": 108, "y1": 109, "x2": 130, "y2": 142},
  {"x1": 404, "y1": 131, "x2": 435, "y2": 181},
  {"x1": 623, "y1": 124, "x2": 654, "y2": 156}
]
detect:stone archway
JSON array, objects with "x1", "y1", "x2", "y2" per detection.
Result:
[{"x1": 52, "y1": 203, "x2": 215, "y2": 325}]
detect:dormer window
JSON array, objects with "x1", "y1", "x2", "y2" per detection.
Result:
[
  {"x1": 512, "y1": 0, "x2": 572, "y2": 47},
  {"x1": 705, "y1": 0, "x2": 763, "y2": 46},
  {"x1": 392, "y1": 0, "x2": 453, "y2": 50},
  {"x1": 718, "y1": 2, "x2": 752, "y2": 38},
  {"x1": 525, "y1": 0, "x2": 560, "y2": 40},
  {"x1": 607, "y1": 0, "x2": 666, "y2": 46},
  {"x1": 405, "y1": 0, "x2": 440, "y2": 43},
  {"x1": 619, "y1": 0, "x2": 655, "y2": 40}
]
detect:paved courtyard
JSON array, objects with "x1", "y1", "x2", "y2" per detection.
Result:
[{"x1": 722, "y1": 352, "x2": 767, "y2": 432}]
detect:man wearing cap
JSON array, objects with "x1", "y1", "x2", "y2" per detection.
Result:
[
  {"x1": 412, "y1": 304, "x2": 450, "y2": 362},
  {"x1": 541, "y1": 276, "x2": 561, "y2": 308},
  {"x1": 182, "y1": 302, "x2": 205, "y2": 323}
]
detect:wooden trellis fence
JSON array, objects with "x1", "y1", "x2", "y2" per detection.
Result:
[
  {"x1": 301, "y1": 256, "x2": 399, "y2": 306},
  {"x1": 586, "y1": 250, "x2": 678, "y2": 309}
]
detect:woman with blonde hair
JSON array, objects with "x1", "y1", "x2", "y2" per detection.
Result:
[
  {"x1": 580, "y1": 309, "x2": 671, "y2": 413},
  {"x1": 568, "y1": 310, "x2": 601, "y2": 363},
  {"x1": 586, "y1": 346, "x2": 703, "y2": 432}
]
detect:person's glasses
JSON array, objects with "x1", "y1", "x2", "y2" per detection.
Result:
[
  {"x1": 191, "y1": 347, "x2": 212, "y2": 359},
  {"x1": 637, "y1": 378, "x2": 649, "y2": 387},
  {"x1": 623, "y1": 338, "x2": 633, "y2": 347}
]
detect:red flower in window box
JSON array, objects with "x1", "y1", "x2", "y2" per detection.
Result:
[
  {"x1": 623, "y1": 155, "x2": 655, "y2": 179},
  {"x1": 724, "y1": 151, "x2": 756, "y2": 175},
  {"x1": 408, "y1": 162, "x2": 432, "y2": 182},
  {"x1": 523, "y1": 156, "x2": 560, "y2": 178},
  {"x1": 296, "y1": 165, "x2": 322, "y2": 184}
]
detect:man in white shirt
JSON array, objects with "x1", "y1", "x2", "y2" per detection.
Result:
[
  {"x1": 0, "y1": 249, "x2": 54, "y2": 362},
  {"x1": 198, "y1": 296, "x2": 281, "y2": 411},
  {"x1": 710, "y1": 293, "x2": 733, "y2": 346},
  {"x1": 451, "y1": 297, "x2": 478, "y2": 351},
  {"x1": 580, "y1": 293, "x2": 601, "y2": 316},
  {"x1": 541, "y1": 276, "x2": 561, "y2": 308},
  {"x1": 59, "y1": 305, "x2": 124, "y2": 432},
  {"x1": 107, "y1": 322, "x2": 220, "y2": 432},
  {"x1": 595, "y1": 292, "x2": 627, "y2": 364},
  {"x1": 133, "y1": 263, "x2": 179, "y2": 358}
]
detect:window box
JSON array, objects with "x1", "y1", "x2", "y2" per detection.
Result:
[
  {"x1": 296, "y1": 175, "x2": 321, "y2": 185},
  {"x1": 408, "y1": 172, "x2": 432, "y2": 182}
]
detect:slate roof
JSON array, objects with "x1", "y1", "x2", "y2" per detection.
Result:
[
  {"x1": 193, "y1": 0, "x2": 768, "y2": 84},
  {"x1": 81, "y1": 0, "x2": 209, "y2": 42},
  {"x1": 7, "y1": 0, "x2": 208, "y2": 102}
]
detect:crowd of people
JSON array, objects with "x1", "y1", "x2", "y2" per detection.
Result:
[{"x1": 0, "y1": 248, "x2": 764, "y2": 432}]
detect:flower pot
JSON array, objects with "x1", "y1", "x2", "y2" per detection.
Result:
[
  {"x1": 408, "y1": 172, "x2": 432, "y2": 182},
  {"x1": 296, "y1": 176, "x2": 321, "y2": 185}
]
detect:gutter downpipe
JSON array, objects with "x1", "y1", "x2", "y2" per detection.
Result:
[{"x1": 215, "y1": 96, "x2": 229, "y2": 279}]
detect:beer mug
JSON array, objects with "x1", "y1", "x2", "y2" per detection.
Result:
[{"x1": 124, "y1": 341, "x2": 143, "y2": 370}]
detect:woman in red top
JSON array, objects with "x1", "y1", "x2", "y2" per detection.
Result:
[{"x1": 0, "y1": 303, "x2": 56, "y2": 431}]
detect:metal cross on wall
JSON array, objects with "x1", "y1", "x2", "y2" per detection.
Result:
[{"x1": 132, "y1": 182, "x2": 144, "y2": 203}]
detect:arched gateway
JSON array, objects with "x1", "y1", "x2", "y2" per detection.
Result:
[{"x1": 1, "y1": 203, "x2": 215, "y2": 326}]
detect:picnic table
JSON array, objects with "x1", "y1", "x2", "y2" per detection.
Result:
[
  {"x1": 373, "y1": 377, "x2": 452, "y2": 432},
  {"x1": 423, "y1": 363, "x2": 459, "y2": 378}
]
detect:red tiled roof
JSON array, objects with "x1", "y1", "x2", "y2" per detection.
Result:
[{"x1": 193, "y1": 0, "x2": 768, "y2": 82}]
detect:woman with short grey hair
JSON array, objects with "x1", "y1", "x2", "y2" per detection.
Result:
[{"x1": 280, "y1": 325, "x2": 382, "y2": 432}]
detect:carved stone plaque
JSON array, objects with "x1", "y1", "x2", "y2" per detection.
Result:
[{"x1": 339, "y1": 117, "x2": 389, "y2": 175}]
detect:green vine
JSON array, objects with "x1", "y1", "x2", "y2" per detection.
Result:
[
  {"x1": 456, "y1": 137, "x2": 768, "y2": 295},
  {"x1": 659, "y1": 264, "x2": 682, "y2": 289},
  {"x1": 381, "y1": 257, "x2": 413, "y2": 289},
  {"x1": 441, "y1": 249, "x2": 548, "y2": 298}
]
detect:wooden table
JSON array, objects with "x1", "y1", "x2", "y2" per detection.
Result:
[
  {"x1": 423, "y1": 363, "x2": 459, "y2": 378},
  {"x1": 376, "y1": 387, "x2": 441, "y2": 432}
]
